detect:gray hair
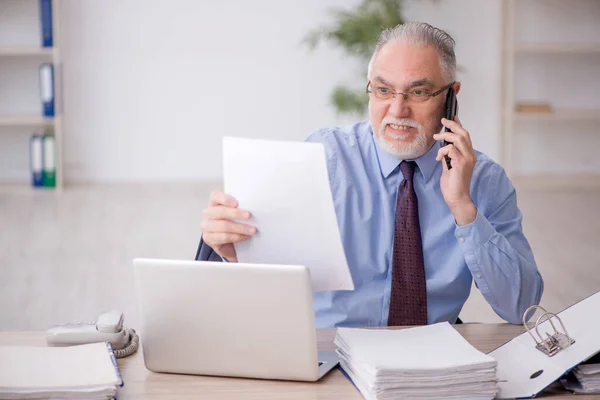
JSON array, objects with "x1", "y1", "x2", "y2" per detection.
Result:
[{"x1": 367, "y1": 21, "x2": 456, "y2": 84}]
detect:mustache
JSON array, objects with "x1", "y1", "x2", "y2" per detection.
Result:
[{"x1": 380, "y1": 117, "x2": 422, "y2": 131}]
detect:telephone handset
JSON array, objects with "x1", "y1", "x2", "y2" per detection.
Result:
[
  {"x1": 443, "y1": 86, "x2": 458, "y2": 170},
  {"x1": 46, "y1": 310, "x2": 139, "y2": 358}
]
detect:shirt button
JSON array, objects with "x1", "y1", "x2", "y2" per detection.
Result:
[
  {"x1": 458, "y1": 236, "x2": 465, "y2": 243},
  {"x1": 476, "y1": 274, "x2": 482, "y2": 279}
]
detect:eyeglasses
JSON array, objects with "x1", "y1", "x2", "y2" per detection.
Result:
[{"x1": 366, "y1": 81, "x2": 455, "y2": 103}]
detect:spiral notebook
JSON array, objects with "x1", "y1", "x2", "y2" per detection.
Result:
[{"x1": 0, "y1": 342, "x2": 123, "y2": 399}]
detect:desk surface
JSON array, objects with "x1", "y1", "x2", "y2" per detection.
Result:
[{"x1": 1, "y1": 324, "x2": 597, "y2": 399}]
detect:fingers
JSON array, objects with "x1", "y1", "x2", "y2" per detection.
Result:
[
  {"x1": 201, "y1": 219, "x2": 257, "y2": 236},
  {"x1": 202, "y1": 232, "x2": 252, "y2": 246},
  {"x1": 440, "y1": 117, "x2": 468, "y2": 136},
  {"x1": 203, "y1": 190, "x2": 256, "y2": 249},
  {"x1": 434, "y1": 119, "x2": 474, "y2": 157},
  {"x1": 437, "y1": 118, "x2": 473, "y2": 146},
  {"x1": 203, "y1": 205, "x2": 251, "y2": 221},
  {"x1": 209, "y1": 190, "x2": 239, "y2": 207},
  {"x1": 436, "y1": 143, "x2": 476, "y2": 171},
  {"x1": 436, "y1": 144, "x2": 460, "y2": 163},
  {"x1": 433, "y1": 132, "x2": 469, "y2": 156}
]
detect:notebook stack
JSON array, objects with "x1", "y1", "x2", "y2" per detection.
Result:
[
  {"x1": 334, "y1": 322, "x2": 498, "y2": 400},
  {"x1": 0, "y1": 342, "x2": 123, "y2": 399}
]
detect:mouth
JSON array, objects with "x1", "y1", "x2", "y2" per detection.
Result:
[{"x1": 385, "y1": 123, "x2": 417, "y2": 136}]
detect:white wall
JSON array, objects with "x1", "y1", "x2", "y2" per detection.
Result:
[
  {"x1": 1, "y1": 0, "x2": 510, "y2": 183},
  {"x1": 512, "y1": 0, "x2": 600, "y2": 175},
  {"x1": 59, "y1": 0, "x2": 362, "y2": 182}
]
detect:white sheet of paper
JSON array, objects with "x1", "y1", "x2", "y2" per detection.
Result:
[{"x1": 222, "y1": 136, "x2": 354, "y2": 292}]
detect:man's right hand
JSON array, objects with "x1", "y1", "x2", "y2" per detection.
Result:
[{"x1": 201, "y1": 190, "x2": 256, "y2": 262}]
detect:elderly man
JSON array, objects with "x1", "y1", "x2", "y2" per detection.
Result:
[{"x1": 196, "y1": 21, "x2": 544, "y2": 328}]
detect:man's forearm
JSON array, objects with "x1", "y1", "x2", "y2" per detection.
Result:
[{"x1": 455, "y1": 211, "x2": 544, "y2": 324}]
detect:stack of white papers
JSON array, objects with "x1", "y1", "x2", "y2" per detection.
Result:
[
  {"x1": 0, "y1": 342, "x2": 122, "y2": 399},
  {"x1": 562, "y1": 362, "x2": 600, "y2": 394},
  {"x1": 334, "y1": 322, "x2": 498, "y2": 400}
]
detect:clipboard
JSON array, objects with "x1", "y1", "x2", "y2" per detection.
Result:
[{"x1": 490, "y1": 290, "x2": 600, "y2": 399}]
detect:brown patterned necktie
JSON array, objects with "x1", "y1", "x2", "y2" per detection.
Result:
[{"x1": 388, "y1": 161, "x2": 428, "y2": 326}]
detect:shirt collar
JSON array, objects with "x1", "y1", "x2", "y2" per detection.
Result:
[{"x1": 370, "y1": 124, "x2": 440, "y2": 183}]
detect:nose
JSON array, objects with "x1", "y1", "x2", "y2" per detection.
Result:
[{"x1": 387, "y1": 94, "x2": 410, "y2": 118}]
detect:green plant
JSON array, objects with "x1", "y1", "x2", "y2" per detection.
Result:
[{"x1": 304, "y1": 0, "x2": 407, "y2": 116}]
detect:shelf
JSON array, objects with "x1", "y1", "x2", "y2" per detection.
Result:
[
  {"x1": 512, "y1": 174, "x2": 600, "y2": 190},
  {"x1": 514, "y1": 43, "x2": 600, "y2": 54},
  {"x1": 0, "y1": 116, "x2": 55, "y2": 127},
  {"x1": 0, "y1": 0, "x2": 62, "y2": 193},
  {"x1": 513, "y1": 109, "x2": 600, "y2": 121},
  {"x1": 0, "y1": 46, "x2": 54, "y2": 57},
  {"x1": 0, "y1": 183, "x2": 58, "y2": 194}
]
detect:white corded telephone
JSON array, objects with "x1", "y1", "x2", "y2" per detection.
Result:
[{"x1": 46, "y1": 310, "x2": 139, "y2": 358}]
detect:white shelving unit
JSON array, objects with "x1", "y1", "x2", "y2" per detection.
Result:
[
  {"x1": 0, "y1": 46, "x2": 55, "y2": 56},
  {"x1": 501, "y1": 0, "x2": 600, "y2": 180},
  {"x1": 513, "y1": 109, "x2": 600, "y2": 122},
  {"x1": 0, "y1": 0, "x2": 63, "y2": 192},
  {"x1": 514, "y1": 43, "x2": 600, "y2": 54},
  {"x1": 0, "y1": 115, "x2": 56, "y2": 126}
]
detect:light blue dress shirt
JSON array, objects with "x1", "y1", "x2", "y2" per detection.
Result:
[{"x1": 305, "y1": 121, "x2": 544, "y2": 328}]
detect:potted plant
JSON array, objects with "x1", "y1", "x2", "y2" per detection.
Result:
[{"x1": 304, "y1": 0, "x2": 407, "y2": 116}]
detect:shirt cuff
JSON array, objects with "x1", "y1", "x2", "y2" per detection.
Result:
[{"x1": 454, "y1": 209, "x2": 496, "y2": 255}]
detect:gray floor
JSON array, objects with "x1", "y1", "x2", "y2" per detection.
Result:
[{"x1": 1, "y1": 179, "x2": 599, "y2": 331}]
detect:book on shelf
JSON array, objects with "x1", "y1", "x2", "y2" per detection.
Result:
[
  {"x1": 42, "y1": 133, "x2": 56, "y2": 188},
  {"x1": 39, "y1": 0, "x2": 53, "y2": 47},
  {"x1": 515, "y1": 102, "x2": 553, "y2": 113},
  {"x1": 28, "y1": 132, "x2": 56, "y2": 189},
  {"x1": 39, "y1": 63, "x2": 55, "y2": 117},
  {"x1": 29, "y1": 134, "x2": 44, "y2": 187}
]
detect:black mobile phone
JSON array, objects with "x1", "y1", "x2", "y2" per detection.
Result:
[{"x1": 443, "y1": 86, "x2": 458, "y2": 170}]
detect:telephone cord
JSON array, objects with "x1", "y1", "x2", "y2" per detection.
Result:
[{"x1": 113, "y1": 328, "x2": 139, "y2": 358}]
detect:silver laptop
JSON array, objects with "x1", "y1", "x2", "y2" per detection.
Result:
[{"x1": 133, "y1": 258, "x2": 339, "y2": 381}]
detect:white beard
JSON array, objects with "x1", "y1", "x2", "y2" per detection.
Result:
[{"x1": 376, "y1": 117, "x2": 437, "y2": 159}]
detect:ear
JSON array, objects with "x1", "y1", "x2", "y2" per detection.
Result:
[{"x1": 454, "y1": 81, "x2": 461, "y2": 95}]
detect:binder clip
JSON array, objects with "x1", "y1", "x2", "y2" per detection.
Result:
[{"x1": 523, "y1": 305, "x2": 575, "y2": 357}]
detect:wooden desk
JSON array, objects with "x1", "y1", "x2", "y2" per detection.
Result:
[{"x1": 1, "y1": 324, "x2": 597, "y2": 399}]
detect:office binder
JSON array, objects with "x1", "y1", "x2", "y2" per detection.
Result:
[
  {"x1": 490, "y1": 290, "x2": 600, "y2": 399},
  {"x1": 42, "y1": 133, "x2": 56, "y2": 188},
  {"x1": 39, "y1": 0, "x2": 53, "y2": 47},
  {"x1": 30, "y1": 134, "x2": 44, "y2": 187},
  {"x1": 39, "y1": 63, "x2": 55, "y2": 117}
]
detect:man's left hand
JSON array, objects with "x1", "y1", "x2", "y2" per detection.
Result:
[{"x1": 433, "y1": 116, "x2": 477, "y2": 226}]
